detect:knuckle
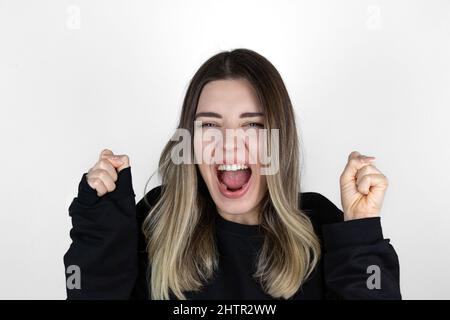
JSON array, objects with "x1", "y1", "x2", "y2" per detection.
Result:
[
  {"x1": 89, "y1": 177, "x2": 101, "y2": 188},
  {"x1": 90, "y1": 168, "x2": 101, "y2": 177},
  {"x1": 349, "y1": 158, "x2": 358, "y2": 166},
  {"x1": 88, "y1": 164, "x2": 100, "y2": 175},
  {"x1": 99, "y1": 159, "x2": 110, "y2": 167},
  {"x1": 97, "y1": 169, "x2": 109, "y2": 180}
]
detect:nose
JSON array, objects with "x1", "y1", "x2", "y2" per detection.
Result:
[{"x1": 222, "y1": 128, "x2": 247, "y2": 164}]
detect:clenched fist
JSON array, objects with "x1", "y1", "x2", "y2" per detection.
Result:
[
  {"x1": 339, "y1": 151, "x2": 389, "y2": 221},
  {"x1": 86, "y1": 149, "x2": 130, "y2": 197}
]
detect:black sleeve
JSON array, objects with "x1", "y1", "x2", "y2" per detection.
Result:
[
  {"x1": 309, "y1": 192, "x2": 402, "y2": 300},
  {"x1": 63, "y1": 167, "x2": 138, "y2": 299},
  {"x1": 130, "y1": 185, "x2": 163, "y2": 300}
]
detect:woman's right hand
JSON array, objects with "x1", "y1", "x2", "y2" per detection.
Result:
[{"x1": 86, "y1": 149, "x2": 130, "y2": 197}]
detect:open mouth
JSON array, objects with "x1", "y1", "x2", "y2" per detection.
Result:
[{"x1": 215, "y1": 164, "x2": 252, "y2": 199}]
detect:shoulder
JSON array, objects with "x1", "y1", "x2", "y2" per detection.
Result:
[{"x1": 299, "y1": 192, "x2": 344, "y2": 227}]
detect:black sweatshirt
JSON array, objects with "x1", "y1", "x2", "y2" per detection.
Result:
[{"x1": 63, "y1": 167, "x2": 401, "y2": 300}]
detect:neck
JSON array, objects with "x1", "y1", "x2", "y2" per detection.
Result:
[{"x1": 217, "y1": 208, "x2": 261, "y2": 225}]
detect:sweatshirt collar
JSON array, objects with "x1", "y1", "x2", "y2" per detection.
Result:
[{"x1": 215, "y1": 212, "x2": 263, "y2": 237}]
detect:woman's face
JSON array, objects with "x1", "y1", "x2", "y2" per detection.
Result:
[{"x1": 194, "y1": 78, "x2": 267, "y2": 220}]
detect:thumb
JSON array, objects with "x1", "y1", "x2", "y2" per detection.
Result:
[
  {"x1": 105, "y1": 154, "x2": 130, "y2": 172},
  {"x1": 99, "y1": 149, "x2": 130, "y2": 172},
  {"x1": 114, "y1": 155, "x2": 130, "y2": 172}
]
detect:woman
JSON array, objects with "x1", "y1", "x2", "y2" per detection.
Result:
[{"x1": 64, "y1": 48, "x2": 401, "y2": 300}]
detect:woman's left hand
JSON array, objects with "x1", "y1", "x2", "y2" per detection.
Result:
[{"x1": 339, "y1": 151, "x2": 389, "y2": 221}]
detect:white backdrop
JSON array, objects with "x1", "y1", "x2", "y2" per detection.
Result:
[{"x1": 1, "y1": 0, "x2": 449, "y2": 299}]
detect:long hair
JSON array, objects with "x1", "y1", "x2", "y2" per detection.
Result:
[{"x1": 142, "y1": 48, "x2": 321, "y2": 300}]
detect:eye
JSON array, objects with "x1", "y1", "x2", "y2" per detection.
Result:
[
  {"x1": 245, "y1": 122, "x2": 264, "y2": 128},
  {"x1": 201, "y1": 122, "x2": 218, "y2": 128}
]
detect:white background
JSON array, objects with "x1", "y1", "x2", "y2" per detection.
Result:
[{"x1": 1, "y1": 0, "x2": 449, "y2": 299}]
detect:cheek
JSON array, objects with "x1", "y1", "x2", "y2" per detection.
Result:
[
  {"x1": 253, "y1": 172, "x2": 268, "y2": 198},
  {"x1": 193, "y1": 133, "x2": 203, "y2": 163},
  {"x1": 246, "y1": 130, "x2": 266, "y2": 165},
  {"x1": 194, "y1": 132, "x2": 219, "y2": 165},
  {"x1": 197, "y1": 163, "x2": 212, "y2": 184},
  {"x1": 256, "y1": 171, "x2": 266, "y2": 186},
  {"x1": 197, "y1": 163, "x2": 209, "y2": 178}
]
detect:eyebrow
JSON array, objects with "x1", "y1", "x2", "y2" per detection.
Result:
[
  {"x1": 194, "y1": 112, "x2": 264, "y2": 120},
  {"x1": 194, "y1": 112, "x2": 221, "y2": 119},
  {"x1": 240, "y1": 112, "x2": 264, "y2": 118}
]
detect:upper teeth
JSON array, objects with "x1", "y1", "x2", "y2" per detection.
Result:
[{"x1": 218, "y1": 164, "x2": 248, "y2": 171}]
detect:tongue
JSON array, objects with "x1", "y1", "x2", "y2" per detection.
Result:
[{"x1": 219, "y1": 169, "x2": 251, "y2": 190}]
